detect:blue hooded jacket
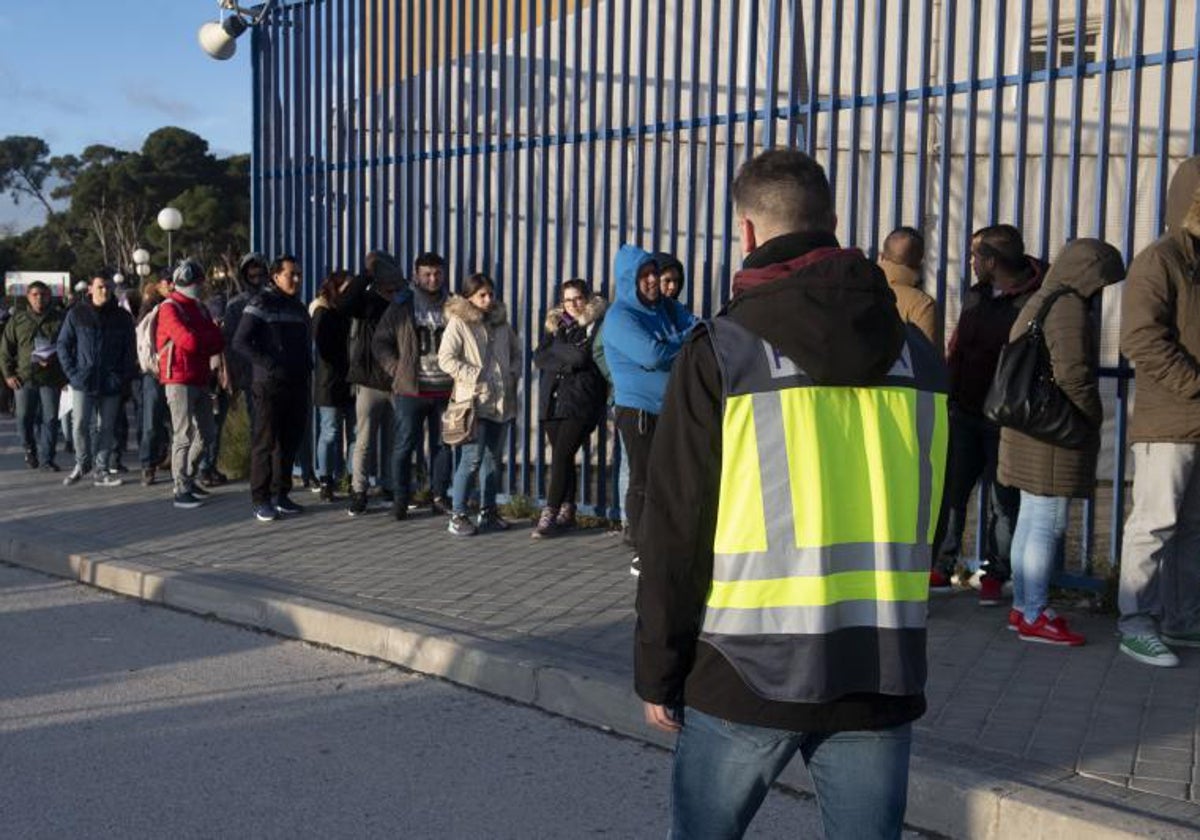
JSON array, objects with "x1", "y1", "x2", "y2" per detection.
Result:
[{"x1": 601, "y1": 245, "x2": 696, "y2": 414}]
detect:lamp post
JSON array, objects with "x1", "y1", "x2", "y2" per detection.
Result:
[
  {"x1": 132, "y1": 247, "x2": 152, "y2": 280},
  {"x1": 157, "y1": 208, "x2": 183, "y2": 267}
]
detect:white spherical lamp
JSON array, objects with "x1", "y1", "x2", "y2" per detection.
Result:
[{"x1": 157, "y1": 208, "x2": 183, "y2": 232}]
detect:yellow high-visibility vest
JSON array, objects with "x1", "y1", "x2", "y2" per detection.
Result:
[{"x1": 701, "y1": 317, "x2": 949, "y2": 703}]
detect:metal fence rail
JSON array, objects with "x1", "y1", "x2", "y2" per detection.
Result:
[{"x1": 251, "y1": 0, "x2": 1199, "y2": 582}]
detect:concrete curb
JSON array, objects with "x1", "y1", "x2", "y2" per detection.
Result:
[{"x1": 4, "y1": 536, "x2": 1198, "y2": 839}]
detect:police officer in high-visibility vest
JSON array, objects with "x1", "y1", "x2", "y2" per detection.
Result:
[{"x1": 635, "y1": 148, "x2": 949, "y2": 840}]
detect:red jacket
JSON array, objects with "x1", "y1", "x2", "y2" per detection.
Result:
[{"x1": 156, "y1": 292, "x2": 224, "y2": 386}]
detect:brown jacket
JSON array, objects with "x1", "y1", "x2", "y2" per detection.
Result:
[
  {"x1": 998, "y1": 240, "x2": 1125, "y2": 498},
  {"x1": 1121, "y1": 156, "x2": 1200, "y2": 443},
  {"x1": 879, "y1": 257, "x2": 941, "y2": 352}
]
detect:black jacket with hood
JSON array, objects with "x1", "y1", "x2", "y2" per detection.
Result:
[
  {"x1": 337, "y1": 273, "x2": 394, "y2": 392},
  {"x1": 635, "y1": 231, "x2": 944, "y2": 733}
]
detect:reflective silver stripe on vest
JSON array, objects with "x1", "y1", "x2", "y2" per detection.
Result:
[
  {"x1": 703, "y1": 599, "x2": 928, "y2": 635},
  {"x1": 751, "y1": 390, "x2": 796, "y2": 556},
  {"x1": 711, "y1": 541, "x2": 933, "y2": 583},
  {"x1": 915, "y1": 389, "x2": 936, "y2": 544}
]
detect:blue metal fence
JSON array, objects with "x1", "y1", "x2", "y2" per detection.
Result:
[{"x1": 251, "y1": 0, "x2": 1199, "y2": 581}]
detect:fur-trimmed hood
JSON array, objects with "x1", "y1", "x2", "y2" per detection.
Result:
[
  {"x1": 544, "y1": 296, "x2": 607, "y2": 333},
  {"x1": 445, "y1": 294, "x2": 511, "y2": 327}
]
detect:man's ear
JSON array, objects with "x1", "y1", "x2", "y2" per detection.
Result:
[{"x1": 739, "y1": 216, "x2": 758, "y2": 254}]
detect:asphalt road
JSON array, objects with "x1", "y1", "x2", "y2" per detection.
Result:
[{"x1": 0, "y1": 563, "x2": 901, "y2": 839}]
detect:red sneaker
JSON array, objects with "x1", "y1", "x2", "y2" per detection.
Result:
[
  {"x1": 978, "y1": 576, "x2": 1004, "y2": 606},
  {"x1": 1007, "y1": 608, "x2": 1021, "y2": 631},
  {"x1": 929, "y1": 568, "x2": 952, "y2": 592},
  {"x1": 1018, "y1": 611, "x2": 1086, "y2": 646}
]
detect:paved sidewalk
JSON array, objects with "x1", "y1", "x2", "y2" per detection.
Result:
[{"x1": 2, "y1": 418, "x2": 1199, "y2": 838}]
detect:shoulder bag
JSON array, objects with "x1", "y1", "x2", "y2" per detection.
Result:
[{"x1": 983, "y1": 287, "x2": 1093, "y2": 449}]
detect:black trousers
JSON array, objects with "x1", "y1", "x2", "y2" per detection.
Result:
[
  {"x1": 543, "y1": 417, "x2": 595, "y2": 509},
  {"x1": 615, "y1": 407, "x2": 658, "y2": 550},
  {"x1": 250, "y1": 379, "x2": 308, "y2": 505}
]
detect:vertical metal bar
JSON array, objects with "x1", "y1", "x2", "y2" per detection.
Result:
[
  {"x1": 845, "y1": 0, "x2": 865, "y2": 246},
  {"x1": 281, "y1": 5, "x2": 293, "y2": 255},
  {"x1": 441, "y1": 0, "x2": 453, "y2": 267},
  {"x1": 457, "y1": 0, "x2": 468, "y2": 273},
  {"x1": 482, "y1": 0, "x2": 494, "y2": 274},
  {"x1": 1119, "y1": 0, "x2": 1142, "y2": 263},
  {"x1": 617, "y1": 0, "x2": 632, "y2": 246},
  {"x1": 890, "y1": 0, "x2": 909, "y2": 233},
  {"x1": 301, "y1": 3, "x2": 313, "y2": 286},
  {"x1": 601, "y1": 0, "x2": 616, "y2": 286},
  {"x1": 399, "y1": 0, "x2": 411, "y2": 267},
  {"x1": 683, "y1": 0, "x2": 703, "y2": 311},
  {"x1": 555, "y1": 0, "x2": 568, "y2": 281},
  {"x1": 666, "y1": 0, "x2": 684, "y2": 256},
  {"x1": 1064, "y1": 0, "x2": 1086, "y2": 241},
  {"x1": 718, "y1": 0, "x2": 741, "y2": 304},
  {"x1": 650, "y1": 0, "x2": 667, "y2": 251},
  {"x1": 335, "y1": 0, "x2": 346, "y2": 269},
  {"x1": 251, "y1": 28, "x2": 263, "y2": 254},
  {"x1": 934, "y1": 0, "x2": 956, "y2": 329},
  {"x1": 1092, "y1": 0, "x2": 1117, "y2": 240},
  {"x1": 468, "y1": 0, "x2": 480, "y2": 272},
  {"x1": 379, "y1": 0, "x2": 390, "y2": 256},
  {"x1": 633, "y1": 0, "x2": 650, "y2": 243},
  {"x1": 913, "y1": 0, "x2": 932, "y2": 227},
  {"x1": 358, "y1": 0, "x2": 370, "y2": 265},
  {"x1": 1036, "y1": 0, "x2": 1058, "y2": 261},
  {"x1": 315, "y1": 0, "x2": 327, "y2": 280},
  {"x1": 584, "y1": 0, "x2": 600, "y2": 288},
  {"x1": 825, "y1": 0, "x2": 842, "y2": 194},
  {"x1": 1193, "y1": 0, "x2": 1200, "y2": 155},
  {"x1": 349, "y1": 0, "x2": 362, "y2": 268},
  {"x1": 743, "y1": 0, "x2": 760, "y2": 161},
  {"x1": 762, "y1": 0, "x2": 783, "y2": 150},
  {"x1": 986, "y1": 0, "x2": 1006, "y2": 226},
  {"x1": 508, "y1": 0, "x2": 531, "y2": 493},
  {"x1": 493, "y1": 0, "x2": 508, "y2": 285},
  {"x1": 802, "y1": 1, "x2": 821, "y2": 156},
  {"x1": 429, "y1": 0, "x2": 441, "y2": 253},
  {"x1": 1153, "y1": 0, "x2": 1177, "y2": 236},
  {"x1": 867, "y1": 0, "x2": 887, "y2": 255},
  {"x1": 535, "y1": 0, "x2": 552, "y2": 498},
  {"x1": 1011, "y1": 0, "x2": 1031, "y2": 233},
  {"x1": 416, "y1": 0, "x2": 427, "y2": 257},
  {"x1": 962, "y1": 0, "x2": 981, "y2": 282},
  {"x1": 785, "y1": 0, "x2": 800, "y2": 148},
  {"x1": 568, "y1": 0, "x2": 584, "y2": 279},
  {"x1": 700, "y1": 3, "x2": 722, "y2": 320}
]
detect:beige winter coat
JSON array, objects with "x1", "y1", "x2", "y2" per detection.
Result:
[
  {"x1": 997, "y1": 239, "x2": 1126, "y2": 498},
  {"x1": 437, "y1": 295, "x2": 521, "y2": 422},
  {"x1": 878, "y1": 257, "x2": 941, "y2": 352}
]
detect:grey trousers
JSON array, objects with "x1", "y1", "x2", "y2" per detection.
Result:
[
  {"x1": 351, "y1": 385, "x2": 393, "y2": 493},
  {"x1": 71, "y1": 390, "x2": 121, "y2": 473},
  {"x1": 165, "y1": 384, "x2": 215, "y2": 494},
  {"x1": 1118, "y1": 442, "x2": 1200, "y2": 637}
]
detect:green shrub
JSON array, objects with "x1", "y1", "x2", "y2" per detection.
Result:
[{"x1": 218, "y1": 394, "x2": 251, "y2": 480}]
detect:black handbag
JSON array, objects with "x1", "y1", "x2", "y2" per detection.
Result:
[{"x1": 983, "y1": 287, "x2": 1094, "y2": 450}]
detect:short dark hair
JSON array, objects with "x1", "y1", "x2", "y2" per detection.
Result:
[
  {"x1": 974, "y1": 225, "x2": 1026, "y2": 271},
  {"x1": 882, "y1": 226, "x2": 925, "y2": 268},
  {"x1": 317, "y1": 270, "x2": 350, "y2": 302},
  {"x1": 271, "y1": 255, "x2": 299, "y2": 276},
  {"x1": 560, "y1": 278, "x2": 590, "y2": 300},
  {"x1": 415, "y1": 252, "x2": 445, "y2": 270},
  {"x1": 461, "y1": 272, "x2": 494, "y2": 298},
  {"x1": 26, "y1": 281, "x2": 49, "y2": 294},
  {"x1": 732, "y1": 148, "x2": 835, "y2": 233}
]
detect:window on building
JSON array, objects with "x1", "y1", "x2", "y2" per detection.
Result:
[{"x1": 1028, "y1": 27, "x2": 1100, "y2": 73}]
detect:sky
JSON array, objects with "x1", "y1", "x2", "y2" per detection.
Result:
[{"x1": 0, "y1": 1, "x2": 254, "y2": 232}]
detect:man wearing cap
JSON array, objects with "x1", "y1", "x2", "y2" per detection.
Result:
[
  {"x1": 56, "y1": 271, "x2": 137, "y2": 487},
  {"x1": 158, "y1": 260, "x2": 225, "y2": 509},
  {"x1": 233, "y1": 255, "x2": 312, "y2": 522}
]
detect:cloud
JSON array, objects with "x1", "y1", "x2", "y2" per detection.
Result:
[
  {"x1": 123, "y1": 85, "x2": 200, "y2": 121},
  {"x1": 0, "y1": 60, "x2": 90, "y2": 115}
]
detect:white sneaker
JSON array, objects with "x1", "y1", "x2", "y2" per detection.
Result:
[
  {"x1": 63, "y1": 466, "x2": 84, "y2": 486},
  {"x1": 93, "y1": 471, "x2": 123, "y2": 488},
  {"x1": 630, "y1": 557, "x2": 641, "y2": 577}
]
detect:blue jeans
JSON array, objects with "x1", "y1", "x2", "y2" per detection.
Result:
[
  {"x1": 671, "y1": 708, "x2": 911, "y2": 840},
  {"x1": 392, "y1": 394, "x2": 451, "y2": 502},
  {"x1": 316, "y1": 403, "x2": 355, "y2": 481},
  {"x1": 450, "y1": 418, "x2": 508, "y2": 513},
  {"x1": 72, "y1": 391, "x2": 122, "y2": 473},
  {"x1": 138, "y1": 374, "x2": 169, "y2": 467},
  {"x1": 1011, "y1": 491, "x2": 1070, "y2": 623},
  {"x1": 15, "y1": 384, "x2": 60, "y2": 464}
]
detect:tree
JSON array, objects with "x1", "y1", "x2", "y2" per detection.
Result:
[{"x1": 0, "y1": 136, "x2": 56, "y2": 215}]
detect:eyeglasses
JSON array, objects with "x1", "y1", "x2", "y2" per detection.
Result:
[{"x1": 562, "y1": 295, "x2": 585, "y2": 304}]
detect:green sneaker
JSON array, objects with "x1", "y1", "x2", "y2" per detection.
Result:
[
  {"x1": 1119, "y1": 634, "x2": 1180, "y2": 667},
  {"x1": 1162, "y1": 631, "x2": 1200, "y2": 649}
]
